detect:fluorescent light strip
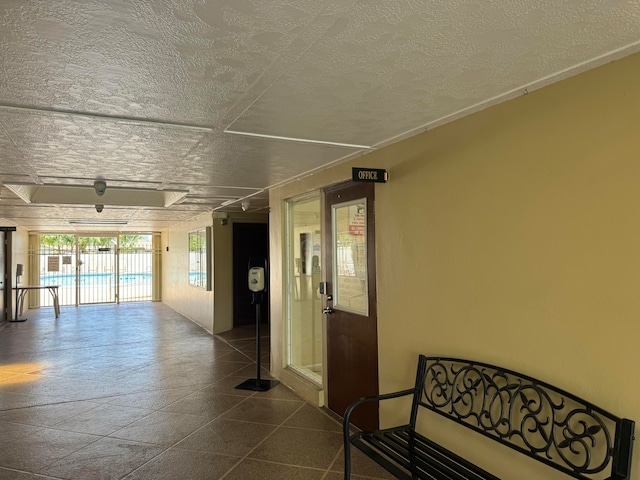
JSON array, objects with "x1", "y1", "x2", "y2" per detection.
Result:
[
  {"x1": 224, "y1": 129, "x2": 373, "y2": 150},
  {"x1": 68, "y1": 220, "x2": 128, "y2": 225}
]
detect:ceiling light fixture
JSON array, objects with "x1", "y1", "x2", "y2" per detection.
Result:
[
  {"x1": 241, "y1": 201, "x2": 250, "y2": 212},
  {"x1": 68, "y1": 220, "x2": 128, "y2": 225},
  {"x1": 4, "y1": 183, "x2": 188, "y2": 207}
]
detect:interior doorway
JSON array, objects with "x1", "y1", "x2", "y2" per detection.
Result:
[
  {"x1": 324, "y1": 181, "x2": 379, "y2": 430},
  {"x1": 232, "y1": 223, "x2": 269, "y2": 327}
]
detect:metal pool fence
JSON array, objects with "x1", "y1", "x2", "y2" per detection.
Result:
[{"x1": 31, "y1": 235, "x2": 158, "y2": 307}]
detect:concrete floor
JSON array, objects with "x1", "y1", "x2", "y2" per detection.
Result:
[{"x1": 0, "y1": 302, "x2": 391, "y2": 479}]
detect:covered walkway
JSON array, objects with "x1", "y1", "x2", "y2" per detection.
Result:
[{"x1": 0, "y1": 303, "x2": 388, "y2": 479}]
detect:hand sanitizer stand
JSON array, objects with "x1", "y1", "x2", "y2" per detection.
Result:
[{"x1": 235, "y1": 259, "x2": 279, "y2": 392}]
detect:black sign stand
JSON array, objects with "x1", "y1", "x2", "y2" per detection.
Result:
[{"x1": 235, "y1": 280, "x2": 279, "y2": 392}]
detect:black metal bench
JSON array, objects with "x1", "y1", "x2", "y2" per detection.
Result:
[{"x1": 343, "y1": 355, "x2": 635, "y2": 480}]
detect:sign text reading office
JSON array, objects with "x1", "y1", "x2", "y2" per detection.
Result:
[{"x1": 352, "y1": 168, "x2": 388, "y2": 183}]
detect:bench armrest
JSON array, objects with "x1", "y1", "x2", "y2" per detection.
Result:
[
  {"x1": 343, "y1": 388, "x2": 416, "y2": 434},
  {"x1": 343, "y1": 388, "x2": 416, "y2": 480}
]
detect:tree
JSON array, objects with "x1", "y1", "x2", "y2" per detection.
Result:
[
  {"x1": 119, "y1": 234, "x2": 142, "y2": 252},
  {"x1": 40, "y1": 234, "x2": 75, "y2": 253}
]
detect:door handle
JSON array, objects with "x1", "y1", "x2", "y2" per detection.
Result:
[{"x1": 323, "y1": 307, "x2": 333, "y2": 315}]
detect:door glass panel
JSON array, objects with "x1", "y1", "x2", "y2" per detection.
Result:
[
  {"x1": 285, "y1": 193, "x2": 323, "y2": 385},
  {"x1": 332, "y1": 199, "x2": 368, "y2": 316}
]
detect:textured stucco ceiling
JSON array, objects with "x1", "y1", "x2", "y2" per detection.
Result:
[{"x1": 1, "y1": 0, "x2": 639, "y2": 232}]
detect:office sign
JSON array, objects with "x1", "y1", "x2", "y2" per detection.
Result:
[{"x1": 352, "y1": 167, "x2": 388, "y2": 183}]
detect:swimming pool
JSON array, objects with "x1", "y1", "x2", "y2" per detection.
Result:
[{"x1": 40, "y1": 272, "x2": 153, "y2": 286}]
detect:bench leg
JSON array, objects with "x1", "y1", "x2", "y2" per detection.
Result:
[
  {"x1": 344, "y1": 443, "x2": 351, "y2": 480},
  {"x1": 344, "y1": 424, "x2": 352, "y2": 480}
]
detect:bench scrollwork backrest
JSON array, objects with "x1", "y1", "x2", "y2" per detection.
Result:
[{"x1": 417, "y1": 356, "x2": 634, "y2": 480}]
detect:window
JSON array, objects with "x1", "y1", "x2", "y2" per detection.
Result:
[
  {"x1": 285, "y1": 193, "x2": 323, "y2": 385},
  {"x1": 332, "y1": 199, "x2": 368, "y2": 315},
  {"x1": 189, "y1": 227, "x2": 212, "y2": 290}
]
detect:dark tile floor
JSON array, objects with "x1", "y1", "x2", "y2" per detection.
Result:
[{"x1": 0, "y1": 303, "x2": 392, "y2": 479}]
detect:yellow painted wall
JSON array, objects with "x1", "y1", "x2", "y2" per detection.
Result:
[
  {"x1": 162, "y1": 211, "x2": 268, "y2": 334},
  {"x1": 7, "y1": 227, "x2": 29, "y2": 319},
  {"x1": 12, "y1": 227, "x2": 29, "y2": 285},
  {"x1": 162, "y1": 212, "x2": 215, "y2": 333},
  {"x1": 271, "y1": 51, "x2": 640, "y2": 477}
]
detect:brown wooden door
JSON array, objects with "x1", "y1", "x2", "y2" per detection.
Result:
[{"x1": 324, "y1": 181, "x2": 379, "y2": 430}]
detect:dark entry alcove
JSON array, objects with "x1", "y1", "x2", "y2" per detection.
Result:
[{"x1": 232, "y1": 223, "x2": 269, "y2": 327}]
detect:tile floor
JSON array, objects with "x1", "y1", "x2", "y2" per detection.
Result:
[{"x1": 0, "y1": 302, "x2": 392, "y2": 479}]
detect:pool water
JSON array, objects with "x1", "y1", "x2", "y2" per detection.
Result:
[{"x1": 41, "y1": 273, "x2": 152, "y2": 286}]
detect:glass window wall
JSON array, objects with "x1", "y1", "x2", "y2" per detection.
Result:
[{"x1": 286, "y1": 193, "x2": 323, "y2": 385}]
